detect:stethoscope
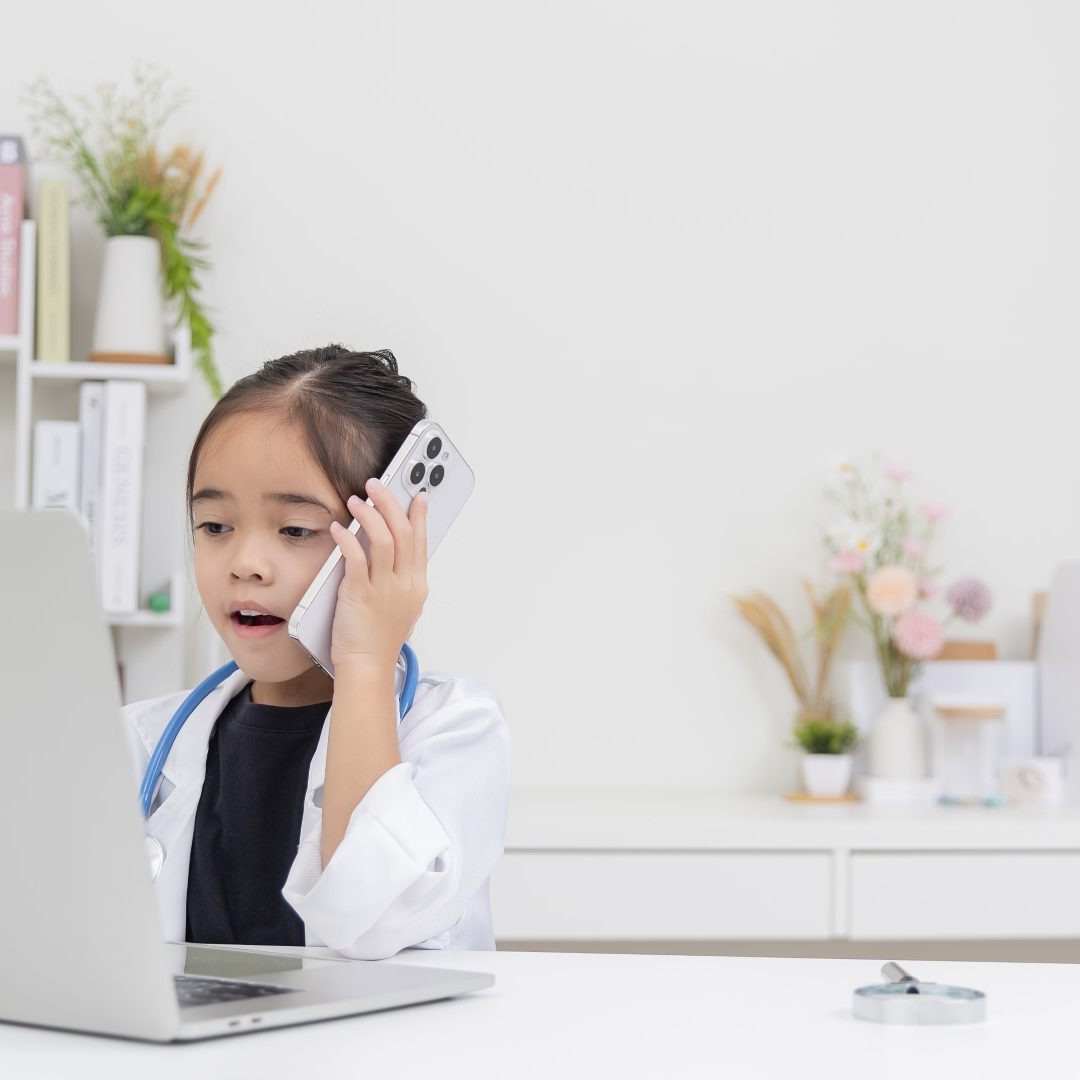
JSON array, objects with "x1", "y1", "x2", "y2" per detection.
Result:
[{"x1": 141, "y1": 643, "x2": 420, "y2": 881}]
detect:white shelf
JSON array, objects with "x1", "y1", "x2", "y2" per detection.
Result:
[
  {"x1": 107, "y1": 570, "x2": 186, "y2": 629},
  {"x1": 9, "y1": 216, "x2": 198, "y2": 702}
]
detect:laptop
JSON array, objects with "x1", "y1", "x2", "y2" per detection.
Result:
[{"x1": 0, "y1": 508, "x2": 493, "y2": 1041}]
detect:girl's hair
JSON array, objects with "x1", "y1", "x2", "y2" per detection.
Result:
[{"x1": 185, "y1": 345, "x2": 427, "y2": 532}]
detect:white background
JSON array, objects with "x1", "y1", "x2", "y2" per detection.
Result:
[{"x1": 1, "y1": 1, "x2": 1078, "y2": 795}]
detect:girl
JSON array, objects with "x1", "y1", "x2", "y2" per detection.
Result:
[{"x1": 120, "y1": 345, "x2": 510, "y2": 960}]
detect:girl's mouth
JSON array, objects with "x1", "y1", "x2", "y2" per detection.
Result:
[{"x1": 230, "y1": 611, "x2": 286, "y2": 638}]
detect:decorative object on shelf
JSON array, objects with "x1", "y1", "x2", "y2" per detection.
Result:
[
  {"x1": 21, "y1": 63, "x2": 224, "y2": 396},
  {"x1": 789, "y1": 715, "x2": 860, "y2": 797},
  {"x1": 931, "y1": 699, "x2": 1006, "y2": 806},
  {"x1": 823, "y1": 457, "x2": 993, "y2": 781},
  {"x1": 731, "y1": 580, "x2": 851, "y2": 723}
]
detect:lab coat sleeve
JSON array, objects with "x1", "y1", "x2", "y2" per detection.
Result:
[{"x1": 281, "y1": 690, "x2": 510, "y2": 959}]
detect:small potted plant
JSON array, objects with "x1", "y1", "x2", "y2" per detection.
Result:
[
  {"x1": 22, "y1": 62, "x2": 224, "y2": 397},
  {"x1": 732, "y1": 580, "x2": 854, "y2": 795},
  {"x1": 790, "y1": 716, "x2": 861, "y2": 797}
]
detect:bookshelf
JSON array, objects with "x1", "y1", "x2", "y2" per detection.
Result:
[{"x1": 3, "y1": 216, "x2": 198, "y2": 700}]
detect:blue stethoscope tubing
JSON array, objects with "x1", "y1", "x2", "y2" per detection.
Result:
[{"x1": 139, "y1": 642, "x2": 419, "y2": 819}]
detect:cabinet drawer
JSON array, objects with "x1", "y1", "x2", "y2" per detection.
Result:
[
  {"x1": 850, "y1": 853, "x2": 1080, "y2": 939},
  {"x1": 493, "y1": 852, "x2": 832, "y2": 939}
]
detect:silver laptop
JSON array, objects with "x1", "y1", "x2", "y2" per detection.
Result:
[{"x1": 0, "y1": 508, "x2": 493, "y2": 1042}]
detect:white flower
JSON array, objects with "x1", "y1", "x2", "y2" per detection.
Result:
[{"x1": 828, "y1": 518, "x2": 881, "y2": 557}]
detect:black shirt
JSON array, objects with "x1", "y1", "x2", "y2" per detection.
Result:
[{"x1": 185, "y1": 683, "x2": 330, "y2": 946}]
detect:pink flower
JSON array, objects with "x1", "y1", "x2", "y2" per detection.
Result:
[
  {"x1": 919, "y1": 578, "x2": 938, "y2": 599},
  {"x1": 892, "y1": 610, "x2": 945, "y2": 660},
  {"x1": 866, "y1": 565, "x2": 918, "y2": 616},
  {"x1": 902, "y1": 536, "x2": 926, "y2": 558},
  {"x1": 828, "y1": 549, "x2": 865, "y2": 574},
  {"x1": 946, "y1": 577, "x2": 993, "y2": 622},
  {"x1": 885, "y1": 464, "x2": 912, "y2": 483},
  {"x1": 920, "y1": 502, "x2": 950, "y2": 522}
]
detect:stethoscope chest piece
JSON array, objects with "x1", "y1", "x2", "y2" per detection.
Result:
[
  {"x1": 853, "y1": 962, "x2": 986, "y2": 1025},
  {"x1": 145, "y1": 835, "x2": 164, "y2": 882}
]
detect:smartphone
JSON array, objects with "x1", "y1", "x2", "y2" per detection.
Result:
[{"x1": 287, "y1": 420, "x2": 474, "y2": 678}]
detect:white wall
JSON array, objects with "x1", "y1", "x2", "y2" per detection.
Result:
[{"x1": 2, "y1": 1, "x2": 1078, "y2": 794}]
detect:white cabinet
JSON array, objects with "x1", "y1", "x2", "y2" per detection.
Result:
[
  {"x1": 494, "y1": 852, "x2": 832, "y2": 940},
  {"x1": 495, "y1": 792, "x2": 1080, "y2": 942},
  {"x1": 849, "y1": 852, "x2": 1080, "y2": 939}
]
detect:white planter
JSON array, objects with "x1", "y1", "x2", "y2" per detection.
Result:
[
  {"x1": 90, "y1": 235, "x2": 168, "y2": 362},
  {"x1": 801, "y1": 754, "x2": 854, "y2": 798},
  {"x1": 868, "y1": 696, "x2": 927, "y2": 780}
]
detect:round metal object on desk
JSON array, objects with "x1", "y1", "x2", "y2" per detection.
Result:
[{"x1": 853, "y1": 962, "x2": 986, "y2": 1025}]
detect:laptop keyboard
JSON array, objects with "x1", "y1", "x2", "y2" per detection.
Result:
[{"x1": 174, "y1": 973, "x2": 298, "y2": 1008}]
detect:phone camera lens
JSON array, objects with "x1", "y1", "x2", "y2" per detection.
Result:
[
  {"x1": 426, "y1": 436, "x2": 442, "y2": 459},
  {"x1": 409, "y1": 462, "x2": 426, "y2": 485},
  {"x1": 430, "y1": 465, "x2": 445, "y2": 486}
]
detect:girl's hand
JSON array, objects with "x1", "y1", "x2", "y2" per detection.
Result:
[{"x1": 328, "y1": 478, "x2": 429, "y2": 676}]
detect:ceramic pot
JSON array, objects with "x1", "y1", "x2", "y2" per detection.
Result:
[
  {"x1": 868, "y1": 696, "x2": 926, "y2": 779},
  {"x1": 801, "y1": 753, "x2": 854, "y2": 797},
  {"x1": 91, "y1": 235, "x2": 168, "y2": 362}
]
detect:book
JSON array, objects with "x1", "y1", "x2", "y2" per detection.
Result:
[
  {"x1": 0, "y1": 135, "x2": 27, "y2": 336},
  {"x1": 32, "y1": 420, "x2": 81, "y2": 511},
  {"x1": 35, "y1": 178, "x2": 70, "y2": 362},
  {"x1": 78, "y1": 381, "x2": 106, "y2": 576},
  {"x1": 99, "y1": 380, "x2": 146, "y2": 614}
]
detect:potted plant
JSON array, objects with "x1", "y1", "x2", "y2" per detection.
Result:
[
  {"x1": 822, "y1": 457, "x2": 993, "y2": 780},
  {"x1": 22, "y1": 62, "x2": 225, "y2": 397},
  {"x1": 732, "y1": 580, "x2": 853, "y2": 792},
  {"x1": 790, "y1": 717, "x2": 861, "y2": 797}
]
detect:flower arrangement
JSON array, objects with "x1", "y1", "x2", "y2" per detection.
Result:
[
  {"x1": 823, "y1": 457, "x2": 992, "y2": 698},
  {"x1": 732, "y1": 580, "x2": 851, "y2": 721},
  {"x1": 21, "y1": 62, "x2": 224, "y2": 397}
]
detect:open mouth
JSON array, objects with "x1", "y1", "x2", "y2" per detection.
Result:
[{"x1": 231, "y1": 612, "x2": 285, "y2": 627}]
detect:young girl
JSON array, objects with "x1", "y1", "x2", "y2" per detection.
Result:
[{"x1": 120, "y1": 345, "x2": 510, "y2": 960}]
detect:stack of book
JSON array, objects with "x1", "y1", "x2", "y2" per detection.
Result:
[
  {"x1": 0, "y1": 132, "x2": 71, "y2": 356},
  {"x1": 32, "y1": 380, "x2": 147, "y2": 614}
]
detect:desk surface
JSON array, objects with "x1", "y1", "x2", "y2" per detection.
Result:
[{"x1": 2, "y1": 948, "x2": 1078, "y2": 1078}]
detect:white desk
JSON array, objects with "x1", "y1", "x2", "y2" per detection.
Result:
[
  {"x1": 495, "y1": 792, "x2": 1080, "y2": 940},
  {"x1": 1, "y1": 949, "x2": 1077, "y2": 1077}
]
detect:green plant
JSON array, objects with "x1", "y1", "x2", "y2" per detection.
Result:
[
  {"x1": 21, "y1": 62, "x2": 224, "y2": 398},
  {"x1": 790, "y1": 717, "x2": 860, "y2": 755}
]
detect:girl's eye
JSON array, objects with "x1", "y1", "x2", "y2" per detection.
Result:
[{"x1": 195, "y1": 524, "x2": 316, "y2": 540}]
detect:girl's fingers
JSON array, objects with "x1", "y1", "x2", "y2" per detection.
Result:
[
  {"x1": 411, "y1": 491, "x2": 429, "y2": 579},
  {"x1": 362, "y1": 479, "x2": 416, "y2": 575},
  {"x1": 330, "y1": 518, "x2": 370, "y2": 591},
  {"x1": 347, "y1": 494, "x2": 395, "y2": 580}
]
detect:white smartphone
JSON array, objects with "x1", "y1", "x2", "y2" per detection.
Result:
[{"x1": 287, "y1": 420, "x2": 474, "y2": 678}]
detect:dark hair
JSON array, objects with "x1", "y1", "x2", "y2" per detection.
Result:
[{"x1": 185, "y1": 345, "x2": 427, "y2": 532}]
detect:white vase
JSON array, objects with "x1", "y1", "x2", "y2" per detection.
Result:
[
  {"x1": 801, "y1": 754, "x2": 853, "y2": 797},
  {"x1": 90, "y1": 235, "x2": 168, "y2": 362},
  {"x1": 868, "y1": 696, "x2": 927, "y2": 779}
]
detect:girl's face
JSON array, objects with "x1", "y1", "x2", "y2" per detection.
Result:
[{"x1": 191, "y1": 411, "x2": 351, "y2": 706}]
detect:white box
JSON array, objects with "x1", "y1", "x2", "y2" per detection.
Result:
[
  {"x1": 99, "y1": 380, "x2": 146, "y2": 614},
  {"x1": 31, "y1": 420, "x2": 80, "y2": 511}
]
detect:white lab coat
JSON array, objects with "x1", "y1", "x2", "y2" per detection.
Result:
[{"x1": 120, "y1": 663, "x2": 510, "y2": 960}]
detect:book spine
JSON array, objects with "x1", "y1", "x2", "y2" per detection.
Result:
[
  {"x1": 99, "y1": 380, "x2": 146, "y2": 614},
  {"x1": 35, "y1": 178, "x2": 70, "y2": 362},
  {"x1": 0, "y1": 135, "x2": 27, "y2": 336},
  {"x1": 32, "y1": 420, "x2": 81, "y2": 511},
  {"x1": 78, "y1": 381, "x2": 106, "y2": 576}
]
